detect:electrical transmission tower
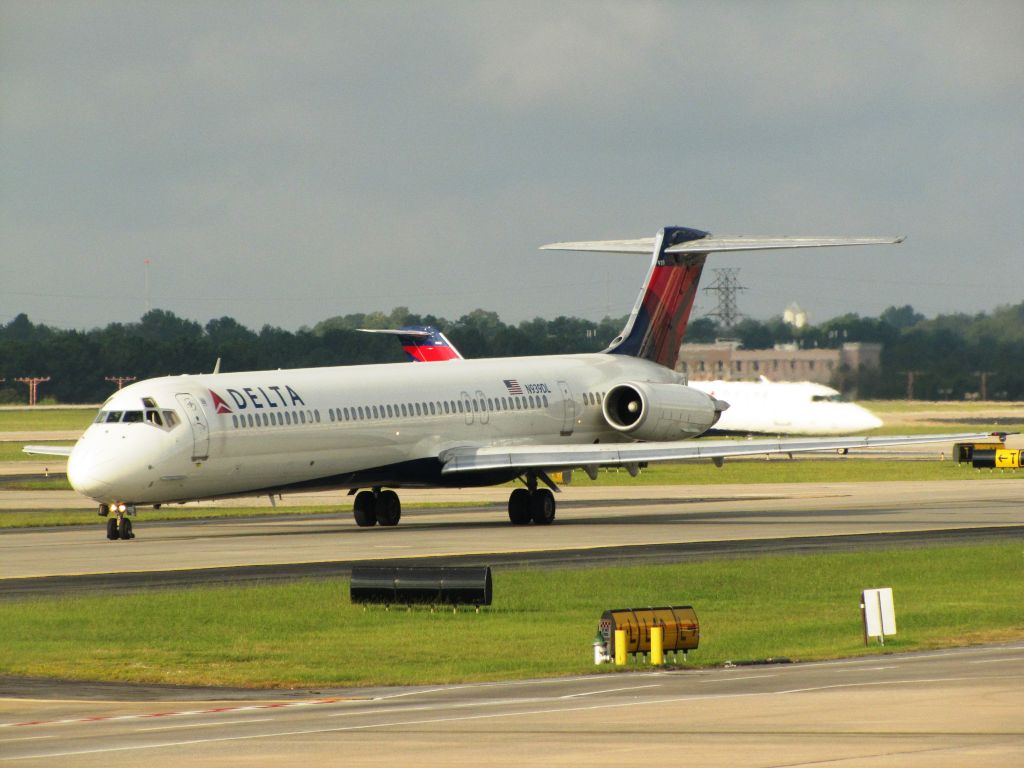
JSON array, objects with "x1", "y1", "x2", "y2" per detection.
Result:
[{"x1": 703, "y1": 268, "x2": 746, "y2": 331}]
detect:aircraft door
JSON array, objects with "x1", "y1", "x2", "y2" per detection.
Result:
[
  {"x1": 557, "y1": 380, "x2": 575, "y2": 436},
  {"x1": 460, "y1": 391, "x2": 474, "y2": 425},
  {"x1": 475, "y1": 390, "x2": 490, "y2": 425},
  {"x1": 176, "y1": 393, "x2": 210, "y2": 461}
]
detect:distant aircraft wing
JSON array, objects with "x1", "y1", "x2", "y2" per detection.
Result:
[
  {"x1": 23, "y1": 445, "x2": 74, "y2": 457},
  {"x1": 439, "y1": 432, "x2": 998, "y2": 475},
  {"x1": 540, "y1": 235, "x2": 903, "y2": 255}
]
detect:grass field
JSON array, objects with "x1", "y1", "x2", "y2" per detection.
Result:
[
  {"x1": 0, "y1": 409, "x2": 94, "y2": 432},
  {"x1": 1, "y1": 542, "x2": 1020, "y2": 688}
]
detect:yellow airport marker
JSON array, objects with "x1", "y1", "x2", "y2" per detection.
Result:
[
  {"x1": 651, "y1": 625, "x2": 664, "y2": 666},
  {"x1": 614, "y1": 629, "x2": 627, "y2": 666}
]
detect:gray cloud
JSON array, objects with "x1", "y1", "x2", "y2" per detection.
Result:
[{"x1": 2, "y1": 1, "x2": 1021, "y2": 330}]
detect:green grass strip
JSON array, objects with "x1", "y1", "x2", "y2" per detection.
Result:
[
  {"x1": 1, "y1": 541, "x2": 1020, "y2": 688},
  {"x1": 0, "y1": 409, "x2": 95, "y2": 432}
]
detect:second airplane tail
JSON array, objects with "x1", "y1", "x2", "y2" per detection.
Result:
[{"x1": 542, "y1": 228, "x2": 904, "y2": 371}]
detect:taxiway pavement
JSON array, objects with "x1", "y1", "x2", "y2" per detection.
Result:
[
  {"x1": 1, "y1": 480, "x2": 1022, "y2": 582},
  {"x1": 2, "y1": 643, "x2": 1021, "y2": 766}
]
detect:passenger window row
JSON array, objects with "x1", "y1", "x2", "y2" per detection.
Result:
[
  {"x1": 327, "y1": 393, "x2": 549, "y2": 423},
  {"x1": 232, "y1": 409, "x2": 320, "y2": 429}
]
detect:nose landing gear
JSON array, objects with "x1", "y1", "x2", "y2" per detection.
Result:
[{"x1": 100, "y1": 503, "x2": 136, "y2": 540}]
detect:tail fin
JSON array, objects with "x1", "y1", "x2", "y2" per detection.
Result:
[
  {"x1": 358, "y1": 326, "x2": 463, "y2": 362},
  {"x1": 541, "y1": 227, "x2": 904, "y2": 370},
  {"x1": 604, "y1": 226, "x2": 710, "y2": 368}
]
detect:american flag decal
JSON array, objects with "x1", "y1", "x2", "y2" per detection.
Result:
[{"x1": 503, "y1": 379, "x2": 523, "y2": 395}]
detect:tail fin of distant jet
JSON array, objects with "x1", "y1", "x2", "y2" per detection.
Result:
[
  {"x1": 358, "y1": 326, "x2": 463, "y2": 362},
  {"x1": 542, "y1": 228, "x2": 903, "y2": 370}
]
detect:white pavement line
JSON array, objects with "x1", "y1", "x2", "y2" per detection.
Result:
[
  {"x1": 370, "y1": 671, "x2": 663, "y2": 701},
  {"x1": 327, "y1": 697, "x2": 549, "y2": 719},
  {"x1": 968, "y1": 657, "x2": 1024, "y2": 665},
  {"x1": 774, "y1": 674, "x2": 1024, "y2": 696},
  {"x1": 789, "y1": 645, "x2": 1024, "y2": 671},
  {"x1": 0, "y1": 736, "x2": 55, "y2": 744},
  {"x1": 6, "y1": 674, "x2": 1010, "y2": 762},
  {"x1": 136, "y1": 718, "x2": 274, "y2": 733},
  {"x1": 559, "y1": 684, "x2": 661, "y2": 699},
  {"x1": 699, "y1": 674, "x2": 777, "y2": 684}
]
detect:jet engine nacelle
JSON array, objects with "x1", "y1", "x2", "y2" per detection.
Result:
[{"x1": 602, "y1": 381, "x2": 724, "y2": 441}]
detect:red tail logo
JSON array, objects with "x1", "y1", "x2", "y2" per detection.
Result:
[{"x1": 210, "y1": 389, "x2": 233, "y2": 414}]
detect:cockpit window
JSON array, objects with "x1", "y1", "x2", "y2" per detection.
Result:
[
  {"x1": 93, "y1": 408, "x2": 180, "y2": 430},
  {"x1": 811, "y1": 394, "x2": 845, "y2": 403}
]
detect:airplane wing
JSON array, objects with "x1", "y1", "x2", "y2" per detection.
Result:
[
  {"x1": 22, "y1": 445, "x2": 74, "y2": 457},
  {"x1": 540, "y1": 235, "x2": 903, "y2": 255},
  {"x1": 439, "y1": 432, "x2": 999, "y2": 475}
]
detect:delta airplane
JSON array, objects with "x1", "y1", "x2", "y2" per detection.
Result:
[
  {"x1": 362, "y1": 329, "x2": 883, "y2": 436},
  {"x1": 26, "y1": 226, "x2": 998, "y2": 540}
]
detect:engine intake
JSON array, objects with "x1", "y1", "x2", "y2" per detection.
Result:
[{"x1": 603, "y1": 381, "x2": 723, "y2": 441}]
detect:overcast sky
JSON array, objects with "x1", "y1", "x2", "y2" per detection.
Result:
[{"x1": 2, "y1": 1, "x2": 1021, "y2": 332}]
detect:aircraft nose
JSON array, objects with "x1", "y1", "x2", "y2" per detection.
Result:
[
  {"x1": 67, "y1": 428, "x2": 167, "y2": 503},
  {"x1": 67, "y1": 443, "x2": 118, "y2": 501},
  {"x1": 859, "y1": 409, "x2": 884, "y2": 431}
]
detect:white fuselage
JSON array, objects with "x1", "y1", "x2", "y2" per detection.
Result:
[
  {"x1": 67, "y1": 353, "x2": 700, "y2": 506},
  {"x1": 687, "y1": 379, "x2": 882, "y2": 436}
]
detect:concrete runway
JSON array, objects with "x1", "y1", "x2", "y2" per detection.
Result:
[
  {"x1": 2, "y1": 643, "x2": 1021, "y2": 766},
  {"x1": 1, "y1": 479, "x2": 1022, "y2": 581}
]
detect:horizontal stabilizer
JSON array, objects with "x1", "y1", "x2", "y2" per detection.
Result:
[
  {"x1": 541, "y1": 235, "x2": 904, "y2": 255},
  {"x1": 23, "y1": 445, "x2": 73, "y2": 457},
  {"x1": 358, "y1": 328, "x2": 435, "y2": 339}
]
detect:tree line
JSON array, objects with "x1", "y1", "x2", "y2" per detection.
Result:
[{"x1": 1, "y1": 301, "x2": 1022, "y2": 404}]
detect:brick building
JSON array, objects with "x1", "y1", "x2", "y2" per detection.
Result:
[{"x1": 677, "y1": 341, "x2": 882, "y2": 386}]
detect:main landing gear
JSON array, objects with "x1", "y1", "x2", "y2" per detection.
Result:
[
  {"x1": 350, "y1": 472, "x2": 558, "y2": 528},
  {"x1": 507, "y1": 472, "x2": 557, "y2": 526},
  {"x1": 99, "y1": 503, "x2": 135, "y2": 540},
  {"x1": 352, "y1": 488, "x2": 402, "y2": 527}
]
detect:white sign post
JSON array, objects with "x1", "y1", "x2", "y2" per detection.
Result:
[{"x1": 861, "y1": 587, "x2": 897, "y2": 645}]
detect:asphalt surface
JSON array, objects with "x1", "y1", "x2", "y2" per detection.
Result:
[
  {"x1": 2, "y1": 479, "x2": 1022, "y2": 588},
  {"x1": 2, "y1": 644, "x2": 1021, "y2": 766}
]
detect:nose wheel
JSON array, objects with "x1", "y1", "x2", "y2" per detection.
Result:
[{"x1": 102, "y1": 504, "x2": 136, "y2": 540}]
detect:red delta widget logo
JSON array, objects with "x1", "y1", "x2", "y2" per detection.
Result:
[{"x1": 209, "y1": 386, "x2": 306, "y2": 414}]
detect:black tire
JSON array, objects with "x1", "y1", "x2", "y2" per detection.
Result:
[
  {"x1": 118, "y1": 517, "x2": 134, "y2": 540},
  {"x1": 530, "y1": 488, "x2": 556, "y2": 525},
  {"x1": 106, "y1": 517, "x2": 119, "y2": 540},
  {"x1": 508, "y1": 488, "x2": 532, "y2": 525},
  {"x1": 377, "y1": 490, "x2": 401, "y2": 527},
  {"x1": 353, "y1": 490, "x2": 378, "y2": 527}
]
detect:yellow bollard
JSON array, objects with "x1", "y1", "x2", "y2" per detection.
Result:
[
  {"x1": 614, "y1": 629, "x2": 627, "y2": 666},
  {"x1": 651, "y1": 625, "x2": 664, "y2": 666}
]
